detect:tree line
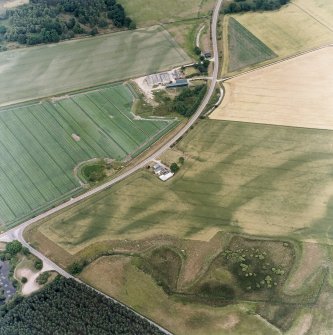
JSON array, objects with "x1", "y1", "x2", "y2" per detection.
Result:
[
  {"x1": 0, "y1": 0, "x2": 136, "y2": 46},
  {"x1": 0, "y1": 277, "x2": 166, "y2": 335},
  {"x1": 223, "y1": 0, "x2": 290, "y2": 14}
]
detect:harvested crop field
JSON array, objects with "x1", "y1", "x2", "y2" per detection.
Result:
[
  {"x1": 212, "y1": 47, "x2": 333, "y2": 130},
  {"x1": 30, "y1": 119, "x2": 333, "y2": 254},
  {"x1": 0, "y1": 25, "x2": 191, "y2": 107},
  {"x1": 293, "y1": 0, "x2": 333, "y2": 31},
  {"x1": 231, "y1": 3, "x2": 333, "y2": 58},
  {"x1": 0, "y1": 83, "x2": 178, "y2": 230}
]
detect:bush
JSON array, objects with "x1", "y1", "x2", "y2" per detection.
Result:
[
  {"x1": 194, "y1": 46, "x2": 201, "y2": 55},
  {"x1": 21, "y1": 277, "x2": 28, "y2": 284},
  {"x1": 170, "y1": 163, "x2": 180, "y2": 173},
  {"x1": 6, "y1": 241, "x2": 22, "y2": 256},
  {"x1": 68, "y1": 261, "x2": 87, "y2": 275},
  {"x1": 34, "y1": 259, "x2": 43, "y2": 271},
  {"x1": 36, "y1": 272, "x2": 50, "y2": 285},
  {"x1": 21, "y1": 247, "x2": 30, "y2": 256}
]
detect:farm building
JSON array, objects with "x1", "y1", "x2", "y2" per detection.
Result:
[
  {"x1": 153, "y1": 162, "x2": 174, "y2": 181},
  {"x1": 159, "y1": 172, "x2": 174, "y2": 182},
  {"x1": 146, "y1": 72, "x2": 172, "y2": 87},
  {"x1": 166, "y1": 79, "x2": 188, "y2": 89}
]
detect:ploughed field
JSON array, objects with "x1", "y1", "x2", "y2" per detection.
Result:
[
  {"x1": 0, "y1": 84, "x2": 178, "y2": 230},
  {"x1": 0, "y1": 25, "x2": 190, "y2": 107}
]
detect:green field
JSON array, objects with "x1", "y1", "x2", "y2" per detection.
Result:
[
  {"x1": 226, "y1": 17, "x2": 277, "y2": 73},
  {"x1": 118, "y1": 0, "x2": 215, "y2": 26},
  {"x1": 32, "y1": 120, "x2": 333, "y2": 253},
  {"x1": 0, "y1": 25, "x2": 191, "y2": 107},
  {"x1": 27, "y1": 119, "x2": 333, "y2": 334},
  {"x1": 0, "y1": 83, "x2": 179, "y2": 230}
]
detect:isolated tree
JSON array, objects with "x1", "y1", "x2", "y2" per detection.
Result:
[{"x1": 170, "y1": 163, "x2": 180, "y2": 173}]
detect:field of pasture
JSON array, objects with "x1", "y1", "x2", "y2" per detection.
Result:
[
  {"x1": 0, "y1": 84, "x2": 178, "y2": 230},
  {"x1": 0, "y1": 25, "x2": 191, "y2": 107},
  {"x1": 26, "y1": 119, "x2": 333, "y2": 334},
  {"x1": 118, "y1": 0, "x2": 215, "y2": 26},
  {"x1": 227, "y1": 1, "x2": 333, "y2": 68},
  {"x1": 212, "y1": 47, "x2": 333, "y2": 130},
  {"x1": 30, "y1": 119, "x2": 333, "y2": 254}
]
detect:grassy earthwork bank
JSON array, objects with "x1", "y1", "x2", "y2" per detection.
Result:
[
  {"x1": 26, "y1": 119, "x2": 333, "y2": 334},
  {"x1": 0, "y1": 83, "x2": 179, "y2": 230}
]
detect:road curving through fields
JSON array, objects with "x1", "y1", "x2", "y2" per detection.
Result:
[{"x1": 0, "y1": 0, "x2": 224, "y2": 333}]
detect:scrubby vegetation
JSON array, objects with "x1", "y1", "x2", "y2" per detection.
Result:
[
  {"x1": 0, "y1": 0, "x2": 135, "y2": 46},
  {"x1": 36, "y1": 272, "x2": 50, "y2": 285},
  {"x1": 0, "y1": 277, "x2": 165, "y2": 335},
  {"x1": 82, "y1": 162, "x2": 107, "y2": 183},
  {"x1": 171, "y1": 85, "x2": 207, "y2": 117},
  {"x1": 223, "y1": 0, "x2": 290, "y2": 14},
  {"x1": 132, "y1": 247, "x2": 182, "y2": 294}
]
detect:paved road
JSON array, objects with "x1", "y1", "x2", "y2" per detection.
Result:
[
  {"x1": 0, "y1": 0, "x2": 223, "y2": 333},
  {"x1": 1, "y1": 0, "x2": 223, "y2": 252}
]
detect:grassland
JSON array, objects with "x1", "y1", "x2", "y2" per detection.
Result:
[
  {"x1": 225, "y1": 17, "x2": 277, "y2": 73},
  {"x1": 28, "y1": 120, "x2": 333, "y2": 254},
  {"x1": 118, "y1": 0, "x2": 216, "y2": 27},
  {"x1": 212, "y1": 47, "x2": 333, "y2": 130},
  {"x1": 0, "y1": 25, "x2": 191, "y2": 107},
  {"x1": 80, "y1": 254, "x2": 281, "y2": 335},
  {"x1": 231, "y1": 2, "x2": 333, "y2": 59},
  {"x1": 26, "y1": 118, "x2": 333, "y2": 334},
  {"x1": 0, "y1": 83, "x2": 179, "y2": 230}
]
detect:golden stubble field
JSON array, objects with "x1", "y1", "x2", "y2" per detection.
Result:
[
  {"x1": 212, "y1": 47, "x2": 333, "y2": 130},
  {"x1": 232, "y1": 2, "x2": 333, "y2": 58}
]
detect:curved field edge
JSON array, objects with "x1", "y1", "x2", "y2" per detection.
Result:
[
  {"x1": 0, "y1": 83, "x2": 179, "y2": 230},
  {"x1": 24, "y1": 225, "x2": 331, "y2": 335},
  {"x1": 25, "y1": 119, "x2": 333, "y2": 252}
]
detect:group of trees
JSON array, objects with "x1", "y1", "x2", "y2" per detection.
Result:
[
  {"x1": 0, "y1": 277, "x2": 166, "y2": 335},
  {"x1": 223, "y1": 0, "x2": 290, "y2": 14},
  {"x1": 171, "y1": 85, "x2": 207, "y2": 117},
  {"x1": 0, "y1": 0, "x2": 135, "y2": 46}
]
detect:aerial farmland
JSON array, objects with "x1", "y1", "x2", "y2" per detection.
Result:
[
  {"x1": 2, "y1": 0, "x2": 333, "y2": 334},
  {"x1": 0, "y1": 25, "x2": 190, "y2": 106},
  {"x1": 0, "y1": 83, "x2": 179, "y2": 229}
]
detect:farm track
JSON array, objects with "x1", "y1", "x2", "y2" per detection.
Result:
[{"x1": 0, "y1": 0, "x2": 224, "y2": 333}]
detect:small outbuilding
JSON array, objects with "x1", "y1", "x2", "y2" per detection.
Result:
[
  {"x1": 166, "y1": 79, "x2": 188, "y2": 89},
  {"x1": 159, "y1": 172, "x2": 174, "y2": 182}
]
